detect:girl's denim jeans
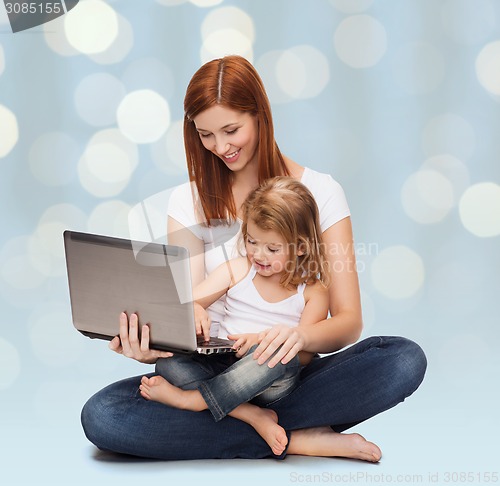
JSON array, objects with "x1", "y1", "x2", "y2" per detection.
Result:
[{"x1": 155, "y1": 344, "x2": 301, "y2": 421}]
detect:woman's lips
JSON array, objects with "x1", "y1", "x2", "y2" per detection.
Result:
[{"x1": 223, "y1": 149, "x2": 240, "y2": 163}]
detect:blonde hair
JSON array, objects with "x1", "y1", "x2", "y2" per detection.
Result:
[{"x1": 241, "y1": 177, "x2": 330, "y2": 288}]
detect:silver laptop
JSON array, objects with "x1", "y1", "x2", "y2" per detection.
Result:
[{"x1": 63, "y1": 230, "x2": 235, "y2": 355}]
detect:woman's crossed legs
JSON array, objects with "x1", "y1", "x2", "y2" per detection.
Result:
[{"x1": 81, "y1": 336, "x2": 426, "y2": 461}]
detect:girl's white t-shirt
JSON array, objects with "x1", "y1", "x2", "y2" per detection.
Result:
[
  {"x1": 167, "y1": 167, "x2": 351, "y2": 325},
  {"x1": 221, "y1": 265, "x2": 307, "y2": 338}
]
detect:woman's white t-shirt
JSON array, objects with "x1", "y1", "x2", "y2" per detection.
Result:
[{"x1": 167, "y1": 167, "x2": 351, "y2": 325}]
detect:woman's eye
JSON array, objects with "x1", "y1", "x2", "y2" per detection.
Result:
[
  {"x1": 199, "y1": 133, "x2": 211, "y2": 138},
  {"x1": 268, "y1": 248, "x2": 279, "y2": 253},
  {"x1": 226, "y1": 128, "x2": 238, "y2": 135},
  {"x1": 246, "y1": 238, "x2": 256, "y2": 245}
]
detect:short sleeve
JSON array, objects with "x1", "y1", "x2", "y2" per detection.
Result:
[
  {"x1": 167, "y1": 182, "x2": 204, "y2": 239},
  {"x1": 301, "y1": 168, "x2": 351, "y2": 232}
]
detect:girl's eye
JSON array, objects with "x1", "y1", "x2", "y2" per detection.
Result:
[
  {"x1": 246, "y1": 238, "x2": 256, "y2": 245},
  {"x1": 226, "y1": 128, "x2": 238, "y2": 135},
  {"x1": 268, "y1": 248, "x2": 279, "y2": 253},
  {"x1": 199, "y1": 133, "x2": 211, "y2": 138}
]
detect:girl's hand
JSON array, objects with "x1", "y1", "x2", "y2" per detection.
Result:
[
  {"x1": 253, "y1": 325, "x2": 306, "y2": 368},
  {"x1": 108, "y1": 312, "x2": 173, "y2": 364},
  {"x1": 194, "y1": 302, "x2": 211, "y2": 342},
  {"x1": 227, "y1": 333, "x2": 260, "y2": 358}
]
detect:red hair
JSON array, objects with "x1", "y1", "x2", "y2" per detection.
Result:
[{"x1": 183, "y1": 55, "x2": 289, "y2": 224}]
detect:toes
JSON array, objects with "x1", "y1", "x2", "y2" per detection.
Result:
[
  {"x1": 354, "y1": 436, "x2": 382, "y2": 462},
  {"x1": 364, "y1": 440, "x2": 382, "y2": 461},
  {"x1": 272, "y1": 429, "x2": 288, "y2": 455},
  {"x1": 272, "y1": 442, "x2": 286, "y2": 456},
  {"x1": 278, "y1": 430, "x2": 288, "y2": 447},
  {"x1": 150, "y1": 375, "x2": 166, "y2": 386}
]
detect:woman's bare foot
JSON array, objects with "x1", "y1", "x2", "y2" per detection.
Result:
[
  {"x1": 287, "y1": 426, "x2": 382, "y2": 462},
  {"x1": 139, "y1": 375, "x2": 206, "y2": 411},
  {"x1": 235, "y1": 407, "x2": 288, "y2": 456}
]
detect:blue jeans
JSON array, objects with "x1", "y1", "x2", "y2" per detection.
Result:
[
  {"x1": 155, "y1": 345, "x2": 301, "y2": 421},
  {"x1": 81, "y1": 336, "x2": 427, "y2": 460}
]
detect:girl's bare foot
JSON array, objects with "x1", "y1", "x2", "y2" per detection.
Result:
[
  {"x1": 140, "y1": 376, "x2": 287, "y2": 455},
  {"x1": 242, "y1": 407, "x2": 288, "y2": 456},
  {"x1": 139, "y1": 375, "x2": 206, "y2": 411},
  {"x1": 287, "y1": 426, "x2": 382, "y2": 462}
]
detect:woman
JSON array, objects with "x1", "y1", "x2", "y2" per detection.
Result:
[
  {"x1": 81, "y1": 56, "x2": 426, "y2": 461},
  {"x1": 140, "y1": 176, "x2": 332, "y2": 457}
]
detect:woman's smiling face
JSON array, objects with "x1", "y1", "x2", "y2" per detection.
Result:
[{"x1": 193, "y1": 105, "x2": 259, "y2": 173}]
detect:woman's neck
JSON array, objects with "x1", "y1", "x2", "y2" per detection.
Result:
[
  {"x1": 230, "y1": 155, "x2": 305, "y2": 217},
  {"x1": 232, "y1": 177, "x2": 259, "y2": 219},
  {"x1": 283, "y1": 156, "x2": 304, "y2": 179}
]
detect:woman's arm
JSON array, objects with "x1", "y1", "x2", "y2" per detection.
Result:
[
  {"x1": 304, "y1": 216, "x2": 363, "y2": 349},
  {"x1": 254, "y1": 216, "x2": 363, "y2": 366},
  {"x1": 168, "y1": 216, "x2": 206, "y2": 287}
]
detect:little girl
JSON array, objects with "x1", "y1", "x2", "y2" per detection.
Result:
[{"x1": 139, "y1": 176, "x2": 330, "y2": 456}]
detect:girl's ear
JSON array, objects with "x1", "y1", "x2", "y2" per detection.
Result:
[{"x1": 296, "y1": 239, "x2": 308, "y2": 256}]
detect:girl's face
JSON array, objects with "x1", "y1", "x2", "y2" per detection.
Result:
[
  {"x1": 193, "y1": 105, "x2": 259, "y2": 174},
  {"x1": 245, "y1": 219, "x2": 292, "y2": 279}
]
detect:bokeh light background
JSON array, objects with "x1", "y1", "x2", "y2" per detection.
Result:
[{"x1": 1, "y1": 0, "x2": 499, "y2": 484}]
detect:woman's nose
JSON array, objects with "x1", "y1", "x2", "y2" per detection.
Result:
[{"x1": 214, "y1": 137, "x2": 229, "y2": 155}]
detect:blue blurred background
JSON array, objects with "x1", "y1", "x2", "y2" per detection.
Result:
[{"x1": 1, "y1": 1, "x2": 499, "y2": 485}]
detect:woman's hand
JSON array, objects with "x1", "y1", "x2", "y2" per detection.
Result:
[
  {"x1": 252, "y1": 325, "x2": 306, "y2": 368},
  {"x1": 227, "y1": 332, "x2": 260, "y2": 358},
  {"x1": 108, "y1": 312, "x2": 173, "y2": 364}
]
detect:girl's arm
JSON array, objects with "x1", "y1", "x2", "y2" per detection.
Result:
[
  {"x1": 193, "y1": 262, "x2": 232, "y2": 308},
  {"x1": 193, "y1": 255, "x2": 249, "y2": 307},
  {"x1": 298, "y1": 282, "x2": 330, "y2": 327},
  {"x1": 294, "y1": 281, "x2": 330, "y2": 365},
  {"x1": 193, "y1": 255, "x2": 249, "y2": 340},
  {"x1": 254, "y1": 216, "x2": 363, "y2": 366}
]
